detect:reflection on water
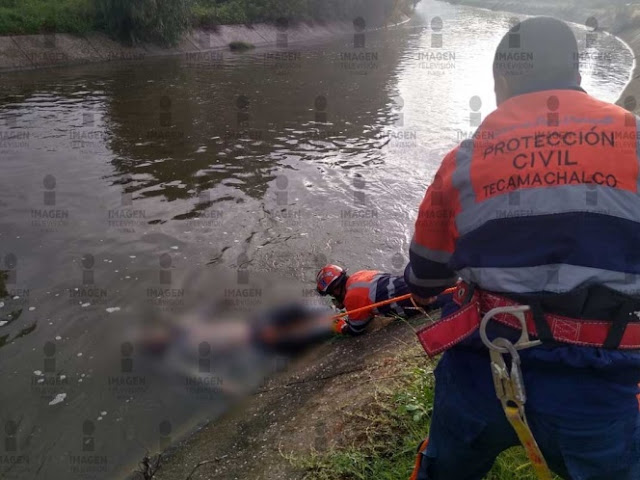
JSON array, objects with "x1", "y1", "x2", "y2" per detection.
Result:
[{"x1": 0, "y1": 0, "x2": 634, "y2": 477}]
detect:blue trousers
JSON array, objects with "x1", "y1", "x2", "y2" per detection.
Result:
[{"x1": 416, "y1": 350, "x2": 640, "y2": 480}]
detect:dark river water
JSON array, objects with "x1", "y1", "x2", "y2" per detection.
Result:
[{"x1": 0, "y1": 0, "x2": 634, "y2": 478}]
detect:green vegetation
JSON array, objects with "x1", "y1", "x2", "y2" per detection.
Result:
[
  {"x1": 94, "y1": 0, "x2": 192, "y2": 45},
  {"x1": 191, "y1": 0, "x2": 420, "y2": 27},
  {"x1": 0, "y1": 0, "x2": 420, "y2": 44},
  {"x1": 228, "y1": 40, "x2": 254, "y2": 50},
  {"x1": 0, "y1": 0, "x2": 94, "y2": 35},
  {"x1": 286, "y1": 347, "x2": 561, "y2": 480}
]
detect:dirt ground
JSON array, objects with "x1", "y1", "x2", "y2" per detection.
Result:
[{"x1": 146, "y1": 316, "x2": 430, "y2": 480}]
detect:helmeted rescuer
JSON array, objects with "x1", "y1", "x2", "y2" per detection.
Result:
[
  {"x1": 316, "y1": 264, "x2": 428, "y2": 335},
  {"x1": 407, "y1": 17, "x2": 640, "y2": 480}
]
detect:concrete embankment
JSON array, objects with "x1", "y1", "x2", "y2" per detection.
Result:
[
  {"x1": 0, "y1": 19, "x2": 386, "y2": 73},
  {"x1": 445, "y1": 0, "x2": 640, "y2": 106}
]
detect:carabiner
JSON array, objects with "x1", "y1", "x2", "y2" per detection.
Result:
[{"x1": 480, "y1": 306, "x2": 542, "y2": 353}]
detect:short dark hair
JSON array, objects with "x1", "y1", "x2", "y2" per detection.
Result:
[{"x1": 493, "y1": 17, "x2": 580, "y2": 95}]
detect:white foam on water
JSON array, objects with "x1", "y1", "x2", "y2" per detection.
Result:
[{"x1": 48, "y1": 393, "x2": 66, "y2": 406}]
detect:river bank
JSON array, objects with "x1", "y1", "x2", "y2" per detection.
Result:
[
  {"x1": 0, "y1": 20, "x2": 378, "y2": 73},
  {"x1": 123, "y1": 3, "x2": 640, "y2": 480},
  {"x1": 444, "y1": 0, "x2": 640, "y2": 107}
]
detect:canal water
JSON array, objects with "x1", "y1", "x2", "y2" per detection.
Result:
[{"x1": 0, "y1": 0, "x2": 633, "y2": 478}]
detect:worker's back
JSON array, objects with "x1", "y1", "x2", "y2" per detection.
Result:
[
  {"x1": 424, "y1": 88, "x2": 639, "y2": 296},
  {"x1": 406, "y1": 17, "x2": 640, "y2": 480},
  {"x1": 345, "y1": 270, "x2": 414, "y2": 321}
]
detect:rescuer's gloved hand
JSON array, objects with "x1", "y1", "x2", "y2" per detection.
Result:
[{"x1": 332, "y1": 318, "x2": 348, "y2": 334}]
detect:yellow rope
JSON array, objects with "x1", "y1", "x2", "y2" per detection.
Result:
[{"x1": 504, "y1": 406, "x2": 553, "y2": 480}]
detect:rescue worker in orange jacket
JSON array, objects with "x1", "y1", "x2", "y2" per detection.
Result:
[
  {"x1": 316, "y1": 265, "x2": 432, "y2": 335},
  {"x1": 407, "y1": 17, "x2": 640, "y2": 480}
]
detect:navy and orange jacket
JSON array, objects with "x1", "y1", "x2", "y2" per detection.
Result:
[
  {"x1": 405, "y1": 87, "x2": 640, "y2": 300},
  {"x1": 341, "y1": 270, "x2": 416, "y2": 335}
]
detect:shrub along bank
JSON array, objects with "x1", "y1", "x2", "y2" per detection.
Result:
[{"x1": 0, "y1": 0, "x2": 421, "y2": 45}]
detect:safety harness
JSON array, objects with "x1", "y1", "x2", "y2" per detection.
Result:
[
  {"x1": 417, "y1": 282, "x2": 640, "y2": 357},
  {"x1": 410, "y1": 282, "x2": 640, "y2": 480}
]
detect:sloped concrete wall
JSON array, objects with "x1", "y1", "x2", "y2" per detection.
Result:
[{"x1": 0, "y1": 18, "x2": 404, "y2": 72}]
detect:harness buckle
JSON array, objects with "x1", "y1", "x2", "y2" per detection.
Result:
[{"x1": 480, "y1": 306, "x2": 542, "y2": 353}]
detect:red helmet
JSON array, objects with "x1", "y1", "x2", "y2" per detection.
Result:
[{"x1": 316, "y1": 265, "x2": 346, "y2": 295}]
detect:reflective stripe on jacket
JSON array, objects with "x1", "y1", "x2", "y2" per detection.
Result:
[
  {"x1": 344, "y1": 270, "x2": 412, "y2": 334},
  {"x1": 406, "y1": 88, "x2": 640, "y2": 299}
]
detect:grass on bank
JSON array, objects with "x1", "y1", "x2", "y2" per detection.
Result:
[
  {"x1": 285, "y1": 346, "x2": 561, "y2": 480},
  {"x1": 0, "y1": 0, "x2": 420, "y2": 40},
  {"x1": 0, "y1": 0, "x2": 94, "y2": 35}
]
